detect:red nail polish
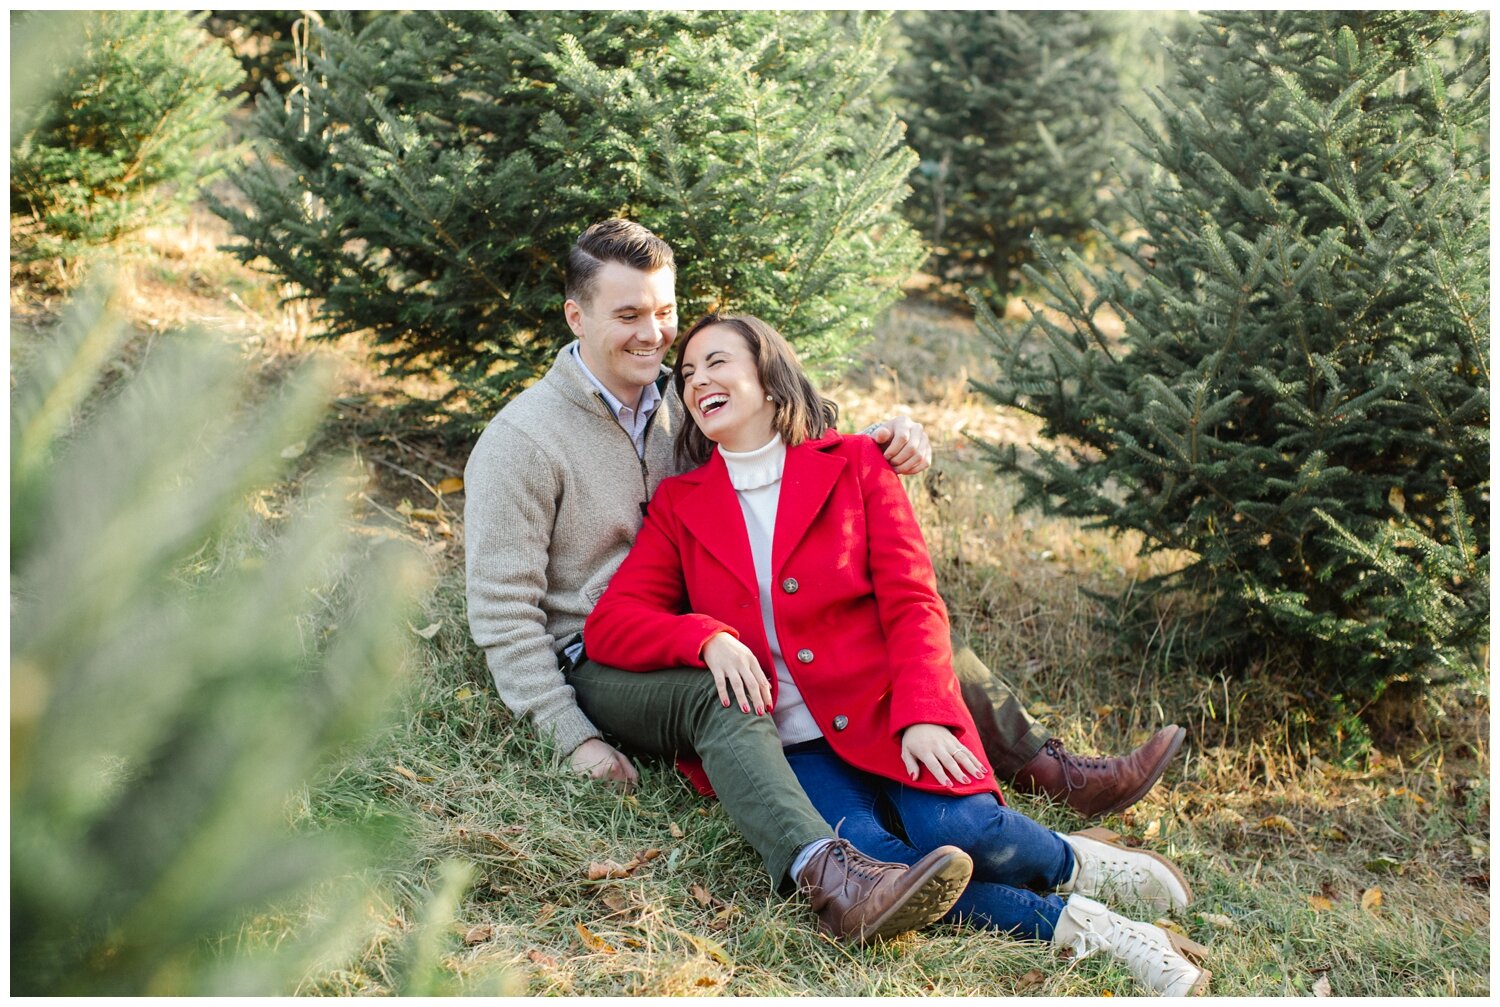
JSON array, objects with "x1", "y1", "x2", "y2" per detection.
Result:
[
  {"x1": 722, "y1": 698, "x2": 730, "y2": 707},
  {"x1": 741, "y1": 703, "x2": 749, "y2": 713}
]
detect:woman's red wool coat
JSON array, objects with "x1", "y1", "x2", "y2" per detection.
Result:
[{"x1": 584, "y1": 431, "x2": 1002, "y2": 801}]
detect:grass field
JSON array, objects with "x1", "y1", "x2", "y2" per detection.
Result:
[{"x1": 12, "y1": 208, "x2": 1490, "y2": 996}]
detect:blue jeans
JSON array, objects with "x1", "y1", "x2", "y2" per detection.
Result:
[{"x1": 785, "y1": 738, "x2": 1070, "y2": 939}]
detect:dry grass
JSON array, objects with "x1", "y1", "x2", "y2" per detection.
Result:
[{"x1": 12, "y1": 214, "x2": 1489, "y2": 996}]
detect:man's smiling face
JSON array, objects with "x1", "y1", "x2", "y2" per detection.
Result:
[{"x1": 564, "y1": 261, "x2": 678, "y2": 409}]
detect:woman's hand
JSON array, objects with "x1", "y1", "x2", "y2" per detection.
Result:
[
  {"x1": 900, "y1": 723, "x2": 988, "y2": 787},
  {"x1": 702, "y1": 632, "x2": 774, "y2": 715}
]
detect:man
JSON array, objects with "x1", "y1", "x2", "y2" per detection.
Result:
[{"x1": 463, "y1": 219, "x2": 1180, "y2": 940}]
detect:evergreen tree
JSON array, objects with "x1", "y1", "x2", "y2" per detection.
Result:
[
  {"x1": 9, "y1": 11, "x2": 244, "y2": 265},
  {"x1": 892, "y1": 10, "x2": 1123, "y2": 299},
  {"x1": 9, "y1": 283, "x2": 427, "y2": 993},
  {"x1": 975, "y1": 11, "x2": 1489, "y2": 700},
  {"x1": 218, "y1": 11, "x2": 923, "y2": 425}
]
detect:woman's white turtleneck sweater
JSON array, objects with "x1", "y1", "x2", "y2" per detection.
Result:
[{"x1": 717, "y1": 433, "x2": 823, "y2": 746}]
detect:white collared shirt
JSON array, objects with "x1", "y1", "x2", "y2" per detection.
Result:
[{"x1": 570, "y1": 344, "x2": 662, "y2": 459}]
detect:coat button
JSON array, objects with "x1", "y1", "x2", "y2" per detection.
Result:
[
  {"x1": 832, "y1": 715, "x2": 849, "y2": 731},
  {"x1": 796, "y1": 648, "x2": 814, "y2": 664},
  {"x1": 781, "y1": 577, "x2": 799, "y2": 594}
]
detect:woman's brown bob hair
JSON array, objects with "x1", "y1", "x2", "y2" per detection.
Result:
[{"x1": 672, "y1": 314, "x2": 840, "y2": 468}]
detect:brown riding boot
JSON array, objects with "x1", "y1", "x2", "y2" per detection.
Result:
[
  {"x1": 796, "y1": 839, "x2": 973, "y2": 944},
  {"x1": 1014, "y1": 726, "x2": 1187, "y2": 819}
]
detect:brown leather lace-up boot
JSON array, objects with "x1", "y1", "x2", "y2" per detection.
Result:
[
  {"x1": 1014, "y1": 726, "x2": 1187, "y2": 819},
  {"x1": 795, "y1": 839, "x2": 973, "y2": 943}
]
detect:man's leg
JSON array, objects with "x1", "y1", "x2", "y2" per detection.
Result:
[
  {"x1": 568, "y1": 659, "x2": 827, "y2": 883},
  {"x1": 567, "y1": 659, "x2": 974, "y2": 942},
  {"x1": 951, "y1": 632, "x2": 1187, "y2": 819},
  {"x1": 951, "y1": 636, "x2": 1050, "y2": 779}
]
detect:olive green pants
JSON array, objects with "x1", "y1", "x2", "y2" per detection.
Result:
[
  {"x1": 950, "y1": 635, "x2": 1052, "y2": 779},
  {"x1": 568, "y1": 635, "x2": 1049, "y2": 884},
  {"x1": 568, "y1": 659, "x2": 832, "y2": 887}
]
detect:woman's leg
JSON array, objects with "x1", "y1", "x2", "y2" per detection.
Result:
[
  {"x1": 784, "y1": 740, "x2": 917, "y2": 866},
  {"x1": 893, "y1": 789, "x2": 1073, "y2": 888},
  {"x1": 890, "y1": 788, "x2": 1073, "y2": 939}
]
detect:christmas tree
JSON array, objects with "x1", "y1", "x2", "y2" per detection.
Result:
[
  {"x1": 892, "y1": 10, "x2": 1123, "y2": 299},
  {"x1": 976, "y1": 11, "x2": 1489, "y2": 700},
  {"x1": 218, "y1": 11, "x2": 923, "y2": 425},
  {"x1": 10, "y1": 11, "x2": 243, "y2": 267}
]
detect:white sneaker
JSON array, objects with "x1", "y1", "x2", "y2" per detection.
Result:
[
  {"x1": 1060, "y1": 827, "x2": 1192, "y2": 914},
  {"x1": 1053, "y1": 893, "x2": 1209, "y2": 997}
]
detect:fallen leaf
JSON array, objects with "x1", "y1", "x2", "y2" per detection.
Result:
[
  {"x1": 1306, "y1": 895, "x2": 1333, "y2": 911},
  {"x1": 1092, "y1": 704, "x2": 1115, "y2": 717},
  {"x1": 409, "y1": 621, "x2": 443, "y2": 640},
  {"x1": 1390, "y1": 786, "x2": 1426, "y2": 806},
  {"x1": 1260, "y1": 814, "x2": 1297, "y2": 833},
  {"x1": 681, "y1": 932, "x2": 731, "y2": 964},
  {"x1": 1142, "y1": 818, "x2": 1161, "y2": 840},
  {"x1": 455, "y1": 686, "x2": 473, "y2": 700},
  {"x1": 438, "y1": 476, "x2": 465, "y2": 495},
  {"x1": 535, "y1": 903, "x2": 557, "y2": 925},
  {"x1": 588, "y1": 860, "x2": 630, "y2": 880},
  {"x1": 601, "y1": 890, "x2": 629, "y2": 913},
  {"x1": 632, "y1": 847, "x2": 662, "y2": 866},
  {"x1": 1017, "y1": 968, "x2": 1046, "y2": 990},
  {"x1": 1199, "y1": 913, "x2": 1236, "y2": 929},
  {"x1": 576, "y1": 922, "x2": 616, "y2": 954},
  {"x1": 694, "y1": 976, "x2": 719, "y2": 987},
  {"x1": 1323, "y1": 826, "x2": 1350, "y2": 842},
  {"x1": 1153, "y1": 918, "x2": 1187, "y2": 936},
  {"x1": 1364, "y1": 855, "x2": 1402, "y2": 875},
  {"x1": 280, "y1": 441, "x2": 307, "y2": 459},
  {"x1": 391, "y1": 765, "x2": 419, "y2": 781},
  {"x1": 463, "y1": 924, "x2": 493, "y2": 944},
  {"x1": 1468, "y1": 837, "x2": 1488, "y2": 860},
  {"x1": 1360, "y1": 887, "x2": 1383, "y2": 912},
  {"x1": 689, "y1": 883, "x2": 713, "y2": 907},
  {"x1": 669, "y1": 821, "x2": 685, "y2": 839},
  {"x1": 527, "y1": 949, "x2": 557, "y2": 968},
  {"x1": 408, "y1": 507, "x2": 443, "y2": 523},
  {"x1": 1313, "y1": 975, "x2": 1333, "y2": 997}
]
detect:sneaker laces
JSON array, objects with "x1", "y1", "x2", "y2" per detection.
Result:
[
  {"x1": 1069, "y1": 917, "x2": 1176, "y2": 972},
  {"x1": 1043, "y1": 738, "x2": 1110, "y2": 791}
]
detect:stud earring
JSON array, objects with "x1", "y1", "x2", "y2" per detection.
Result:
[{"x1": 766, "y1": 394, "x2": 774, "y2": 401}]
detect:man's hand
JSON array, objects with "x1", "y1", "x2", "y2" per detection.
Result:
[
  {"x1": 870, "y1": 415, "x2": 932, "y2": 475},
  {"x1": 900, "y1": 723, "x2": 987, "y2": 787},
  {"x1": 702, "y1": 632, "x2": 774, "y2": 715},
  {"x1": 568, "y1": 737, "x2": 639, "y2": 789}
]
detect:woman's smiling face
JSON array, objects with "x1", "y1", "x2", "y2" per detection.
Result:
[{"x1": 679, "y1": 323, "x2": 777, "y2": 452}]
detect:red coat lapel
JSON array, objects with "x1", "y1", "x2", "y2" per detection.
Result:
[
  {"x1": 772, "y1": 434, "x2": 845, "y2": 576},
  {"x1": 676, "y1": 452, "x2": 759, "y2": 598}
]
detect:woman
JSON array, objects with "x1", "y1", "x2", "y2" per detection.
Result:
[{"x1": 584, "y1": 315, "x2": 1208, "y2": 996}]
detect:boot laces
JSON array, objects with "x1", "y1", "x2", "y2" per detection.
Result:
[
  {"x1": 1043, "y1": 738, "x2": 1110, "y2": 790},
  {"x1": 831, "y1": 840, "x2": 885, "y2": 882}
]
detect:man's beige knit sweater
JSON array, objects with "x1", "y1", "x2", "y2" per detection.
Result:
[{"x1": 463, "y1": 342, "x2": 682, "y2": 755}]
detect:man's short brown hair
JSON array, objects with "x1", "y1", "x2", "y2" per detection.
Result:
[{"x1": 564, "y1": 219, "x2": 675, "y2": 307}]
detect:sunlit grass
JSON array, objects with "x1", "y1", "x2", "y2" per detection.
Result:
[{"x1": 13, "y1": 219, "x2": 1487, "y2": 996}]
